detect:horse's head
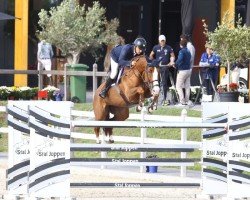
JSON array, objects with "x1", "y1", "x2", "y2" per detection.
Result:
[
  {"x1": 131, "y1": 56, "x2": 160, "y2": 97},
  {"x1": 144, "y1": 66, "x2": 160, "y2": 97}
]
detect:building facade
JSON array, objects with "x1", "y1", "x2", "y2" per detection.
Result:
[{"x1": 0, "y1": 0, "x2": 248, "y2": 87}]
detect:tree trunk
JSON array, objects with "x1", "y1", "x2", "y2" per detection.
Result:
[
  {"x1": 103, "y1": 44, "x2": 114, "y2": 72},
  {"x1": 102, "y1": 44, "x2": 114, "y2": 82},
  {"x1": 67, "y1": 52, "x2": 81, "y2": 65},
  {"x1": 248, "y1": 61, "x2": 250, "y2": 103},
  {"x1": 227, "y1": 60, "x2": 231, "y2": 91}
]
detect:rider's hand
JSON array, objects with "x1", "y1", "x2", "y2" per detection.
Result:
[{"x1": 131, "y1": 61, "x2": 136, "y2": 66}]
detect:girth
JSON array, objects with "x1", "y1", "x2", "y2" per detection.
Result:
[{"x1": 113, "y1": 85, "x2": 130, "y2": 106}]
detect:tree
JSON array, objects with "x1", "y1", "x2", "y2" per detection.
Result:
[
  {"x1": 203, "y1": 13, "x2": 250, "y2": 91},
  {"x1": 37, "y1": 0, "x2": 119, "y2": 64}
]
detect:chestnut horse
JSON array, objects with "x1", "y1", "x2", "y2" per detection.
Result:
[{"x1": 93, "y1": 55, "x2": 160, "y2": 143}]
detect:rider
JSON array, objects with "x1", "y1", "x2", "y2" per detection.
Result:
[{"x1": 99, "y1": 37, "x2": 147, "y2": 99}]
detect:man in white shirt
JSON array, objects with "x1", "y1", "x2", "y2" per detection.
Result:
[{"x1": 37, "y1": 40, "x2": 54, "y2": 85}]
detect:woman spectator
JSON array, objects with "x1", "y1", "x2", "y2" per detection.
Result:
[{"x1": 199, "y1": 45, "x2": 220, "y2": 96}]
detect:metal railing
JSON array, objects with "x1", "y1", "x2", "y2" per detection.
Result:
[{"x1": 0, "y1": 64, "x2": 107, "y2": 100}]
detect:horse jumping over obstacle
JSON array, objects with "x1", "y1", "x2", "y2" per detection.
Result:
[{"x1": 93, "y1": 55, "x2": 160, "y2": 143}]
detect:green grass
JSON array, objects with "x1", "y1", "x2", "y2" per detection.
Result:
[
  {"x1": 0, "y1": 102, "x2": 202, "y2": 170},
  {"x1": 0, "y1": 101, "x2": 8, "y2": 152}
]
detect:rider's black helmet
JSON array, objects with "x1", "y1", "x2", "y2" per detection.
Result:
[{"x1": 133, "y1": 38, "x2": 147, "y2": 53}]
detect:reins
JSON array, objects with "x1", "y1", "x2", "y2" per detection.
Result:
[{"x1": 129, "y1": 56, "x2": 158, "y2": 90}]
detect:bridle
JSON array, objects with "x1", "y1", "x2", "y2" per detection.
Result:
[
  {"x1": 142, "y1": 67, "x2": 159, "y2": 91},
  {"x1": 129, "y1": 56, "x2": 159, "y2": 91}
]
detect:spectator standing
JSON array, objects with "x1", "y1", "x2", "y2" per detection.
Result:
[
  {"x1": 149, "y1": 35, "x2": 175, "y2": 106},
  {"x1": 180, "y1": 34, "x2": 195, "y2": 71},
  {"x1": 175, "y1": 39, "x2": 191, "y2": 106},
  {"x1": 37, "y1": 40, "x2": 54, "y2": 85},
  {"x1": 199, "y1": 45, "x2": 220, "y2": 95}
]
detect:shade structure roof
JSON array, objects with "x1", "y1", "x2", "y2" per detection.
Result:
[{"x1": 0, "y1": 12, "x2": 20, "y2": 21}]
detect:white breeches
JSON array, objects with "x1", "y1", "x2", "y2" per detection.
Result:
[
  {"x1": 38, "y1": 59, "x2": 52, "y2": 77},
  {"x1": 110, "y1": 58, "x2": 119, "y2": 79}
]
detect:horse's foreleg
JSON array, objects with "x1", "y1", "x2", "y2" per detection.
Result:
[
  {"x1": 134, "y1": 87, "x2": 145, "y2": 112},
  {"x1": 148, "y1": 95, "x2": 159, "y2": 113}
]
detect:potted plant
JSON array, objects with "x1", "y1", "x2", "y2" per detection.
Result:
[
  {"x1": 31, "y1": 87, "x2": 39, "y2": 100},
  {"x1": 42, "y1": 85, "x2": 60, "y2": 100},
  {"x1": 203, "y1": 13, "x2": 250, "y2": 97},
  {"x1": 9, "y1": 86, "x2": 20, "y2": 100},
  {"x1": 217, "y1": 83, "x2": 239, "y2": 102},
  {"x1": 19, "y1": 86, "x2": 32, "y2": 100},
  {"x1": 0, "y1": 86, "x2": 11, "y2": 100}
]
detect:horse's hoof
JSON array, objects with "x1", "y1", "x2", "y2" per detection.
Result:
[
  {"x1": 148, "y1": 106, "x2": 153, "y2": 114},
  {"x1": 109, "y1": 139, "x2": 114, "y2": 144},
  {"x1": 136, "y1": 106, "x2": 142, "y2": 112},
  {"x1": 96, "y1": 140, "x2": 101, "y2": 144}
]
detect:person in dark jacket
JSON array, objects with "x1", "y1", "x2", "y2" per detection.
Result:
[
  {"x1": 99, "y1": 38, "x2": 147, "y2": 98},
  {"x1": 149, "y1": 35, "x2": 175, "y2": 106},
  {"x1": 175, "y1": 39, "x2": 191, "y2": 105}
]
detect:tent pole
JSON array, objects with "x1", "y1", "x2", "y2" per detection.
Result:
[{"x1": 158, "y1": 0, "x2": 162, "y2": 35}]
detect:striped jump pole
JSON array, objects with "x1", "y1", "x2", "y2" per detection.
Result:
[{"x1": 71, "y1": 120, "x2": 226, "y2": 129}]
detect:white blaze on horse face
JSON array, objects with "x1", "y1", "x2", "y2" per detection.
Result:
[{"x1": 152, "y1": 67, "x2": 160, "y2": 95}]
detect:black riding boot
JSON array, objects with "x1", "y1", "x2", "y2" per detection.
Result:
[{"x1": 99, "y1": 78, "x2": 113, "y2": 99}]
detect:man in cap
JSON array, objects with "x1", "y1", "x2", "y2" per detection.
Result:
[{"x1": 149, "y1": 35, "x2": 175, "y2": 106}]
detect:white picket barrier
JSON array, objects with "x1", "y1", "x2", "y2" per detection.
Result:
[
  {"x1": 5, "y1": 101, "x2": 250, "y2": 199},
  {"x1": 202, "y1": 102, "x2": 250, "y2": 199},
  {"x1": 6, "y1": 101, "x2": 73, "y2": 199}
]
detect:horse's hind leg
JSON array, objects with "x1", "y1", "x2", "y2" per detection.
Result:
[
  {"x1": 93, "y1": 98, "x2": 109, "y2": 144},
  {"x1": 107, "y1": 107, "x2": 129, "y2": 143},
  {"x1": 104, "y1": 127, "x2": 114, "y2": 143},
  {"x1": 94, "y1": 127, "x2": 101, "y2": 144}
]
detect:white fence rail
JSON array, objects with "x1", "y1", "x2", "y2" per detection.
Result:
[
  {"x1": 0, "y1": 64, "x2": 106, "y2": 100},
  {"x1": 1, "y1": 105, "x2": 202, "y2": 178},
  {"x1": 3, "y1": 102, "x2": 250, "y2": 199}
]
